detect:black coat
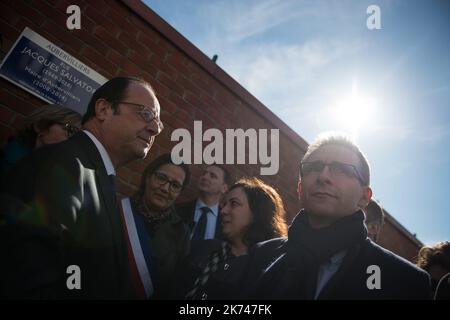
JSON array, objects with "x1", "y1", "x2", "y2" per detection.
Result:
[
  {"x1": 174, "y1": 239, "x2": 249, "y2": 300},
  {"x1": 244, "y1": 237, "x2": 431, "y2": 300},
  {"x1": 434, "y1": 272, "x2": 450, "y2": 300},
  {"x1": 1, "y1": 132, "x2": 134, "y2": 299}
]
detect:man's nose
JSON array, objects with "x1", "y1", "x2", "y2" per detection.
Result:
[
  {"x1": 145, "y1": 119, "x2": 161, "y2": 136},
  {"x1": 201, "y1": 173, "x2": 209, "y2": 180},
  {"x1": 316, "y1": 164, "x2": 333, "y2": 183},
  {"x1": 159, "y1": 181, "x2": 170, "y2": 193}
]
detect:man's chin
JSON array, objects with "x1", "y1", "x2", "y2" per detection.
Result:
[
  {"x1": 197, "y1": 185, "x2": 209, "y2": 193},
  {"x1": 147, "y1": 200, "x2": 168, "y2": 212},
  {"x1": 135, "y1": 146, "x2": 151, "y2": 159},
  {"x1": 306, "y1": 202, "x2": 334, "y2": 214},
  {"x1": 305, "y1": 204, "x2": 337, "y2": 219}
]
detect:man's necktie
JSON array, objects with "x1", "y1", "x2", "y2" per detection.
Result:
[{"x1": 192, "y1": 206, "x2": 210, "y2": 242}]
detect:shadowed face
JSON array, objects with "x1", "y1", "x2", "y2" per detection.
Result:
[
  {"x1": 220, "y1": 187, "x2": 253, "y2": 243},
  {"x1": 197, "y1": 165, "x2": 228, "y2": 196},
  {"x1": 299, "y1": 144, "x2": 372, "y2": 228},
  {"x1": 144, "y1": 163, "x2": 185, "y2": 211},
  {"x1": 36, "y1": 122, "x2": 80, "y2": 148},
  {"x1": 103, "y1": 83, "x2": 162, "y2": 163}
]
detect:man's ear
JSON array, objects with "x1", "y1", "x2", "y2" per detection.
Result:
[
  {"x1": 297, "y1": 179, "x2": 303, "y2": 199},
  {"x1": 95, "y1": 99, "x2": 112, "y2": 121},
  {"x1": 358, "y1": 186, "x2": 372, "y2": 208},
  {"x1": 367, "y1": 222, "x2": 378, "y2": 235}
]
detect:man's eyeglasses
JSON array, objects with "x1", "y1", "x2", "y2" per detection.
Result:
[
  {"x1": 152, "y1": 171, "x2": 183, "y2": 193},
  {"x1": 58, "y1": 123, "x2": 80, "y2": 138},
  {"x1": 111, "y1": 101, "x2": 164, "y2": 132},
  {"x1": 300, "y1": 161, "x2": 365, "y2": 184}
]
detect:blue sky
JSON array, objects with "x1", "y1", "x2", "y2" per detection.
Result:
[{"x1": 144, "y1": 0, "x2": 450, "y2": 245}]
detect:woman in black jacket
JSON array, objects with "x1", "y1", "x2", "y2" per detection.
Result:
[{"x1": 177, "y1": 177, "x2": 287, "y2": 300}]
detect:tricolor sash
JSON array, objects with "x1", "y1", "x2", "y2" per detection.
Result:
[{"x1": 119, "y1": 197, "x2": 154, "y2": 299}]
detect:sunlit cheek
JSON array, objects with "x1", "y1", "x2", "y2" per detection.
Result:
[{"x1": 345, "y1": 194, "x2": 361, "y2": 211}]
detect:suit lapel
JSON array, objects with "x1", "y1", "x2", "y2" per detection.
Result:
[
  {"x1": 215, "y1": 213, "x2": 223, "y2": 239},
  {"x1": 316, "y1": 243, "x2": 363, "y2": 299},
  {"x1": 96, "y1": 170, "x2": 121, "y2": 238},
  {"x1": 97, "y1": 170, "x2": 130, "y2": 295},
  {"x1": 72, "y1": 133, "x2": 122, "y2": 241},
  {"x1": 177, "y1": 200, "x2": 197, "y2": 230},
  {"x1": 188, "y1": 200, "x2": 197, "y2": 224},
  {"x1": 73, "y1": 132, "x2": 130, "y2": 296}
]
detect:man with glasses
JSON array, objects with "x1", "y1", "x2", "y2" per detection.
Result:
[
  {"x1": 244, "y1": 132, "x2": 430, "y2": 299},
  {"x1": 4, "y1": 77, "x2": 163, "y2": 299}
]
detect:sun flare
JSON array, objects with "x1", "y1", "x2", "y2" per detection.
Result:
[{"x1": 331, "y1": 81, "x2": 377, "y2": 137}]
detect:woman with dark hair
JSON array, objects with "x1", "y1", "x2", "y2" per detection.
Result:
[
  {"x1": 0, "y1": 104, "x2": 81, "y2": 178},
  {"x1": 417, "y1": 241, "x2": 450, "y2": 299},
  {"x1": 177, "y1": 177, "x2": 287, "y2": 300},
  {"x1": 120, "y1": 153, "x2": 191, "y2": 299}
]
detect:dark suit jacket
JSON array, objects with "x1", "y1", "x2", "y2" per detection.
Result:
[
  {"x1": 2, "y1": 132, "x2": 134, "y2": 299},
  {"x1": 244, "y1": 237, "x2": 431, "y2": 300},
  {"x1": 176, "y1": 200, "x2": 223, "y2": 241}
]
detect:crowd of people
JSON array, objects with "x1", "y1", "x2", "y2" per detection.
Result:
[{"x1": 0, "y1": 76, "x2": 448, "y2": 300}]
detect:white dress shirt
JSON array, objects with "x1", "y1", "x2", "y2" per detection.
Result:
[
  {"x1": 314, "y1": 250, "x2": 347, "y2": 299},
  {"x1": 83, "y1": 130, "x2": 115, "y2": 175}
]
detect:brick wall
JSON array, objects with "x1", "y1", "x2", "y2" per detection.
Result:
[
  {"x1": 378, "y1": 213, "x2": 423, "y2": 262},
  {"x1": 0, "y1": 0, "x2": 421, "y2": 260},
  {"x1": 0, "y1": 0, "x2": 307, "y2": 220}
]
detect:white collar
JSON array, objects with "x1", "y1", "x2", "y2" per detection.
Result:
[
  {"x1": 329, "y1": 250, "x2": 347, "y2": 265},
  {"x1": 83, "y1": 130, "x2": 116, "y2": 176},
  {"x1": 195, "y1": 199, "x2": 219, "y2": 217}
]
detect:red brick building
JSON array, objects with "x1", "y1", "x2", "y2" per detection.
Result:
[{"x1": 0, "y1": 0, "x2": 422, "y2": 261}]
